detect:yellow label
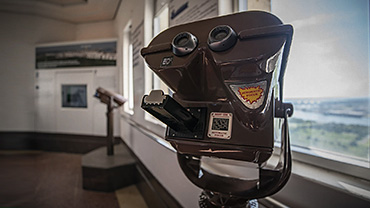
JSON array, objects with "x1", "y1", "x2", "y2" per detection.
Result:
[{"x1": 238, "y1": 86, "x2": 263, "y2": 104}]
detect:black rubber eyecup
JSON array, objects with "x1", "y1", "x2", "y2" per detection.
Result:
[
  {"x1": 208, "y1": 25, "x2": 237, "y2": 52},
  {"x1": 172, "y1": 32, "x2": 198, "y2": 56}
]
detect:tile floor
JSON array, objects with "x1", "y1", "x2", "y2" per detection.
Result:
[{"x1": 0, "y1": 150, "x2": 147, "y2": 208}]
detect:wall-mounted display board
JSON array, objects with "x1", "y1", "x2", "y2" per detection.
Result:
[{"x1": 36, "y1": 40, "x2": 117, "y2": 69}]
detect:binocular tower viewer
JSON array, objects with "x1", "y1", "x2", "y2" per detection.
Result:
[
  {"x1": 141, "y1": 11, "x2": 294, "y2": 208},
  {"x1": 94, "y1": 87, "x2": 127, "y2": 155}
]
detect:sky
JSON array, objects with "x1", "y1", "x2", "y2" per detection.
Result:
[{"x1": 271, "y1": 0, "x2": 369, "y2": 99}]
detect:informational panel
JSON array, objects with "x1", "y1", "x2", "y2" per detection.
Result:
[
  {"x1": 61, "y1": 84, "x2": 87, "y2": 108},
  {"x1": 55, "y1": 71, "x2": 94, "y2": 134},
  {"x1": 131, "y1": 20, "x2": 144, "y2": 70},
  {"x1": 36, "y1": 40, "x2": 117, "y2": 69},
  {"x1": 169, "y1": 0, "x2": 218, "y2": 26}
]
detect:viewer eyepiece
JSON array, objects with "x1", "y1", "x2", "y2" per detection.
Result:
[
  {"x1": 208, "y1": 25, "x2": 237, "y2": 52},
  {"x1": 172, "y1": 32, "x2": 198, "y2": 56}
]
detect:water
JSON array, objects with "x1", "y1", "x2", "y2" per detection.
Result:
[
  {"x1": 292, "y1": 110, "x2": 369, "y2": 126},
  {"x1": 287, "y1": 97, "x2": 369, "y2": 127}
]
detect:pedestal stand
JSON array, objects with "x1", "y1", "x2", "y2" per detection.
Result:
[
  {"x1": 81, "y1": 143, "x2": 137, "y2": 192},
  {"x1": 83, "y1": 89, "x2": 132, "y2": 191},
  {"x1": 106, "y1": 98, "x2": 114, "y2": 156}
]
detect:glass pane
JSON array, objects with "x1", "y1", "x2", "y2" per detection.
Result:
[
  {"x1": 128, "y1": 43, "x2": 134, "y2": 110},
  {"x1": 123, "y1": 22, "x2": 134, "y2": 114},
  {"x1": 272, "y1": 0, "x2": 369, "y2": 162},
  {"x1": 152, "y1": 5, "x2": 170, "y2": 93},
  {"x1": 238, "y1": 0, "x2": 247, "y2": 12},
  {"x1": 154, "y1": 6, "x2": 169, "y2": 36}
]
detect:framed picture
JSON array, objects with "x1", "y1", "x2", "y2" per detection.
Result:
[
  {"x1": 36, "y1": 40, "x2": 116, "y2": 69},
  {"x1": 61, "y1": 84, "x2": 87, "y2": 108}
]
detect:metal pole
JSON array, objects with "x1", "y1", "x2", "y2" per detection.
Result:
[{"x1": 107, "y1": 96, "x2": 114, "y2": 156}]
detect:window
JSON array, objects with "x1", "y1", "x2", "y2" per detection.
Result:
[
  {"x1": 123, "y1": 21, "x2": 134, "y2": 114},
  {"x1": 151, "y1": 4, "x2": 170, "y2": 94},
  {"x1": 271, "y1": 0, "x2": 369, "y2": 168},
  {"x1": 153, "y1": 5, "x2": 169, "y2": 37},
  {"x1": 233, "y1": 0, "x2": 247, "y2": 12},
  {"x1": 144, "y1": 2, "x2": 170, "y2": 123}
]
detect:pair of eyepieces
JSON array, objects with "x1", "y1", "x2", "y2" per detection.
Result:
[{"x1": 171, "y1": 25, "x2": 237, "y2": 56}]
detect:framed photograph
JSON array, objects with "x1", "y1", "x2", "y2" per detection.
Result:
[
  {"x1": 61, "y1": 84, "x2": 87, "y2": 108},
  {"x1": 36, "y1": 41, "x2": 116, "y2": 69}
]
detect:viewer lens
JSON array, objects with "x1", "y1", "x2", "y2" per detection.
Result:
[
  {"x1": 213, "y1": 29, "x2": 229, "y2": 41},
  {"x1": 176, "y1": 36, "x2": 189, "y2": 46}
]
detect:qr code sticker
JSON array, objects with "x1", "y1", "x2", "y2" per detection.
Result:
[{"x1": 212, "y1": 118, "x2": 229, "y2": 131}]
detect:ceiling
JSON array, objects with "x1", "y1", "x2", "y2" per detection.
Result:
[{"x1": 0, "y1": 0, "x2": 122, "y2": 24}]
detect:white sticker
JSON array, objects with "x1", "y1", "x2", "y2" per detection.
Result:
[{"x1": 207, "y1": 112, "x2": 232, "y2": 139}]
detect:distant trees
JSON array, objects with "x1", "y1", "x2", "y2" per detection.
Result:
[{"x1": 289, "y1": 118, "x2": 369, "y2": 159}]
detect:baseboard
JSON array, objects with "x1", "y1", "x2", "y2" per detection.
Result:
[{"x1": 0, "y1": 131, "x2": 120, "y2": 154}]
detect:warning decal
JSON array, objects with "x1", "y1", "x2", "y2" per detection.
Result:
[
  {"x1": 238, "y1": 86, "x2": 264, "y2": 104},
  {"x1": 229, "y1": 81, "x2": 267, "y2": 109}
]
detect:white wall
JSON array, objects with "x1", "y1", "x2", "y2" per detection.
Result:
[
  {"x1": 0, "y1": 12, "x2": 76, "y2": 131},
  {"x1": 35, "y1": 66, "x2": 120, "y2": 136},
  {"x1": 75, "y1": 21, "x2": 115, "y2": 40},
  {"x1": 0, "y1": 12, "x2": 119, "y2": 134}
]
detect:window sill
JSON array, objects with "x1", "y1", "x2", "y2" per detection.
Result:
[
  {"x1": 121, "y1": 109, "x2": 134, "y2": 116},
  {"x1": 120, "y1": 114, "x2": 370, "y2": 205},
  {"x1": 144, "y1": 113, "x2": 166, "y2": 128},
  {"x1": 291, "y1": 158, "x2": 370, "y2": 201},
  {"x1": 270, "y1": 145, "x2": 370, "y2": 205},
  {"x1": 120, "y1": 113, "x2": 175, "y2": 152}
]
